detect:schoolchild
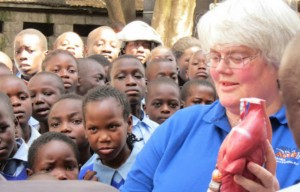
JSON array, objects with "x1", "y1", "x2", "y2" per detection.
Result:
[
  {"x1": 48, "y1": 94, "x2": 91, "y2": 167},
  {"x1": 13, "y1": 28, "x2": 48, "y2": 82},
  {"x1": 187, "y1": 50, "x2": 209, "y2": 80},
  {"x1": 0, "y1": 63, "x2": 13, "y2": 76},
  {"x1": 109, "y1": 55, "x2": 159, "y2": 144},
  {"x1": 0, "y1": 51, "x2": 13, "y2": 72},
  {"x1": 171, "y1": 36, "x2": 202, "y2": 86},
  {"x1": 147, "y1": 46, "x2": 176, "y2": 64},
  {"x1": 42, "y1": 49, "x2": 79, "y2": 94},
  {"x1": 118, "y1": 21, "x2": 163, "y2": 65},
  {"x1": 27, "y1": 132, "x2": 79, "y2": 180},
  {"x1": 0, "y1": 75, "x2": 40, "y2": 146},
  {"x1": 85, "y1": 26, "x2": 121, "y2": 62},
  {"x1": 144, "y1": 78, "x2": 181, "y2": 124},
  {"x1": 88, "y1": 54, "x2": 111, "y2": 81},
  {"x1": 27, "y1": 72, "x2": 65, "y2": 133},
  {"x1": 181, "y1": 79, "x2": 217, "y2": 107},
  {"x1": 79, "y1": 86, "x2": 142, "y2": 189},
  {"x1": 0, "y1": 92, "x2": 29, "y2": 180},
  {"x1": 53, "y1": 31, "x2": 84, "y2": 58},
  {"x1": 77, "y1": 58, "x2": 106, "y2": 96},
  {"x1": 145, "y1": 58, "x2": 178, "y2": 84}
]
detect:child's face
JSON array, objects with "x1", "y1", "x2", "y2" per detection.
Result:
[
  {"x1": 28, "y1": 75, "x2": 64, "y2": 122},
  {"x1": 110, "y1": 58, "x2": 146, "y2": 104},
  {"x1": 28, "y1": 140, "x2": 79, "y2": 180},
  {"x1": 0, "y1": 77, "x2": 32, "y2": 128},
  {"x1": 84, "y1": 98, "x2": 132, "y2": 168},
  {"x1": 124, "y1": 41, "x2": 152, "y2": 64},
  {"x1": 86, "y1": 29, "x2": 120, "y2": 62},
  {"x1": 48, "y1": 99, "x2": 87, "y2": 149},
  {"x1": 183, "y1": 85, "x2": 216, "y2": 107},
  {"x1": 146, "y1": 61, "x2": 178, "y2": 84},
  {"x1": 145, "y1": 84, "x2": 181, "y2": 124},
  {"x1": 177, "y1": 46, "x2": 201, "y2": 82},
  {"x1": 54, "y1": 33, "x2": 84, "y2": 58},
  {"x1": 0, "y1": 105, "x2": 17, "y2": 162},
  {"x1": 14, "y1": 34, "x2": 45, "y2": 77},
  {"x1": 78, "y1": 61, "x2": 106, "y2": 95},
  {"x1": 43, "y1": 54, "x2": 79, "y2": 93},
  {"x1": 187, "y1": 52, "x2": 208, "y2": 80}
]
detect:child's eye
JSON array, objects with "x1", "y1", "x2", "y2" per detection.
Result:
[
  {"x1": 43, "y1": 166, "x2": 53, "y2": 172},
  {"x1": 152, "y1": 102, "x2": 162, "y2": 108},
  {"x1": 30, "y1": 94, "x2": 36, "y2": 98},
  {"x1": 49, "y1": 122, "x2": 60, "y2": 128},
  {"x1": 68, "y1": 69, "x2": 76, "y2": 74},
  {"x1": 95, "y1": 75, "x2": 104, "y2": 82},
  {"x1": 43, "y1": 91, "x2": 53, "y2": 96},
  {"x1": 88, "y1": 126, "x2": 97, "y2": 133},
  {"x1": 192, "y1": 99, "x2": 202, "y2": 104},
  {"x1": 51, "y1": 69, "x2": 59, "y2": 73},
  {"x1": 0, "y1": 125, "x2": 9, "y2": 133},
  {"x1": 169, "y1": 102, "x2": 180, "y2": 109},
  {"x1": 65, "y1": 165, "x2": 76, "y2": 171},
  {"x1": 108, "y1": 124, "x2": 118, "y2": 130},
  {"x1": 19, "y1": 94, "x2": 28, "y2": 100},
  {"x1": 72, "y1": 119, "x2": 82, "y2": 125}
]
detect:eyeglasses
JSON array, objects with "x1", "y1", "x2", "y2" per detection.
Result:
[{"x1": 205, "y1": 52, "x2": 260, "y2": 69}]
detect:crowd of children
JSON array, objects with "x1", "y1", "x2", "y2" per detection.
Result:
[{"x1": 12, "y1": 7, "x2": 296, "y2": 189}]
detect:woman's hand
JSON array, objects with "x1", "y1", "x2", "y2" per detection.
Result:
[{"x1": 234, "y1": 140, "x2": 280, "y2": 192}]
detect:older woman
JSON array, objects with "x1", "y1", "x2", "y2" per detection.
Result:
[{"x1": 121, "y1": 0, "x2": 300, "y2": 191}]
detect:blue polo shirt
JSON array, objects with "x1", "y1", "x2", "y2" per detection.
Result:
[{"x1": 121, "y1": 101, "x2": 300, "y2": 192}]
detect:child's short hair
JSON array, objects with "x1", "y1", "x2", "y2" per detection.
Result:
[
  {"x1": 55, "y1": 93, "x2": 83, "y2": 103},
  {"x1": 32, "y1": 71, "x2": 65, "y2": 93},
  {"x1": 171, "y1": 37, "x2": 202, "y2": 59},
  {"x1": 0, "y1": 91, "x2": 15, "y2": 119},
  {"x1": 14, "y1": 28, "x2": 48, "y2": 51},
  {"x1": 145, "y1": 77, "x2": 180, "y2": 103},
  {"x1": 83, "y1": 85, "x2": 131, "y2": 122},
  {"x1": 28, "y1": 132, "x2": 79, "y2": 169},
  {"x1": 42, "y1": 49, "x2": 78, "y2": 71},
  {"x1": 88, "y1": 54, "x2": 111, "y2": 68},
  {"x1": 180, "y1": 79, "x2": 217, "y2": 101},
  {"x1": 108, "y1": 54, "x2": 143, "y2": 80}
]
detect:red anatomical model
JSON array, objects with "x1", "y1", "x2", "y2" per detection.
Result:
[{"x1": 215, "y1": 98, "x2": 272, "y2": 192}]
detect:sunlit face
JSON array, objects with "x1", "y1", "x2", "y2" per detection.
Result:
[
  {"x1": 0, "y1": 77, "x2": 32, "y2": 129},
  {"x1": 77, "y1": 60, "x2": 106, "y2": 95},
  {"x1": 84, "y1": 99, "x2": 132, "y2": 168},
  {"x1": 187, "y1": 51, "x2": 208, "y2": 80},
  {"x1": 28, "y1": 75, "x2": 64, "y2": 122},
  {"x1": 86, "y1": 28, "x2": 120, "y2": 62},
  {"x1": 14, "y1": 34, "x2": 46, "y2": 78},
  {"x1": 183, "y1": 85, "x2": 216, "y2": 107},
  {"x1": 43, "y1": 54, "x2": 79, "y2": 93},
  {"x1": 110, "y1": 58, "x2": 146, "y2": 105},
  {"x1": 124, "y1": 41, "x2": 152, "y2": 64},
  {"x1": 48, "y1": 99, "x2": 87, "y2": 149},
  {"x1": 146, "y1": 61, "x2": 178, "y2": 84},
  {"x1": 29, "y1": 140, "x2": 79, "y2": 180},
  {"x1": 54, "y1": 33, "x2": 84, "y2": 58},
  {"x1": 149, "y1": 47, "x2": 176, "y2": 63},
  {"x1": 209, "y1": 45, "x2": 278, "y2": 111},
  {"x1": 145, "y1": 84, "x2": 181, "y2": 124},
  {"x1": 0, "y1": 103, "x2": 17, "y2": 161},
  {"x1": 177, "y1": 46, "x2": 201, "y2": 82}
]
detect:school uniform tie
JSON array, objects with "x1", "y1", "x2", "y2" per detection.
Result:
[
  {"x1": 1, "y1": 159, "x2": 19, "y2": 176},
  {"x1": 111, "y1": 171, "x2": 124, "y2": 189}
]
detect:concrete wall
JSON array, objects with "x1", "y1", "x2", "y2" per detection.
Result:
[{"x1": 0, "y1": 5, "x2": 110, "y2": 58}]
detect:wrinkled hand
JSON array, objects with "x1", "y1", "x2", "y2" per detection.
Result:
[
  {"x1": 83, "y1": 170, "x2": 98, "y2": 181},
  {"x1": 233, "y1": 140, "x2": 279, "y2": 192}
]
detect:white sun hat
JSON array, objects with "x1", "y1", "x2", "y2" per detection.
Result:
[{"x1": 117, "y1": 20, "x2": 163, "y2": 46}]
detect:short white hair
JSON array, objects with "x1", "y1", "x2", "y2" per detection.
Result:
[{"x1": 197, "y1": 0, "x2": 300, "y2": 68}]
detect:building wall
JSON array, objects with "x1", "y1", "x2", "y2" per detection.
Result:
[{"x1": 0, "y1": 6, "x2": 111, "y2": 58}]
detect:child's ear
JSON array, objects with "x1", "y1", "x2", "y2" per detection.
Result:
[
  {"x1": 84, "y1": 45, "x2": 89, "y2": 56},
  {"x1": 142, "y1": 103, "x2": 146, "y2": 112},
  {"x1": 77, "y1": 76, "x2": 81, "y2": 87},
  {"x1": 126, "y1": 115, "x2": 133, "y2": 133},
  {"x1": 181, "y1": 100, "x2": 185, "y2": 109},
  {"x1": 26, "y1": 168, "x2": 34, "y2": 177}
]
